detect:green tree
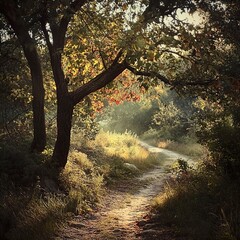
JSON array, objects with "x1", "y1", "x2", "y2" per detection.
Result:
[{"x1": 0, "y1": 0, "x2": 207, "y2": 169}]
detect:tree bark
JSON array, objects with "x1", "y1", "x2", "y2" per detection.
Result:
[
  {"x1": 26, "y1": 46, "x2": 46, "y2": 152},
  {"x1": 52, "y1": 95, "x2": 74, "y2": 169},
  {"x1": 0, "y1": 0, "x2": 46, "y2": 152},
  {"x1": 48, "y1": 41, "x2": 73, "y2": 168}
]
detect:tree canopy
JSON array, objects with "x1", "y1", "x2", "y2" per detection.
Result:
[{"x1": 1, "y1": 0, "x2": 239, "y2": 169}]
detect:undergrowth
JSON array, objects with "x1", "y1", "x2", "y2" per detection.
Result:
[
  {"x1": 152, "y1": 159, "x2": 240, "y2": 240},
  {"x1": 0, "y1": 146, "x2": 107, "y2": 240},
  {"x1": 0, "y1": 130, "x2": 158, "y2": 239},
  {"x1": 92, "y1": 129, "x2": 159, "y2": 171}
]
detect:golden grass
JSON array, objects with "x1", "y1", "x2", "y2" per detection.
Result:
[
  {"x1": 152, "y1": 164, "x2": 240, "y2": 240},
  {"x1": 61, "y1": 150, "x2": 105, "y2": 214},
  {"x1": 93, "y1": 130, "x2": 159, "y2": 170}
]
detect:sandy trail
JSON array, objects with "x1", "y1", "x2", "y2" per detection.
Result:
[{"x1": 56, "y1": 142, "x2": 194, "y2": 240}]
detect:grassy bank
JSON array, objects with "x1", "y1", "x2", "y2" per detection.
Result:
[
  {"x1": 0, "y1": 130, "x2": 159, "y2": 240},
  {"x1": 151, "y1": 159, "x2": 240, "y2": 240},
  {"x1": 92, "y1": 130, "x2": 159, "y2": 171},
  {"x1": 157, "y1": 140, "x2": 205, "y2": 158}
]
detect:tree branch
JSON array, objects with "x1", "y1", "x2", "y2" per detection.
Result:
[
  {"x1": 70, "y1": 51, "x2": 126, "y2": 105},
  {"x1": 175, "y1": 79, "x2": 213, "y2": 86},
  {"x1": 125, "y1": 62, "x2": 213, "y2": 87},
  {"x1": 57, "y1": 0, "x2": 88, "y2": 49},
  {"x1": 112, "y1": 49, "x2": 124, "y2": 65},
  {"x1": 99, "y1": 49, "x2": 107, "y2": 69},
  {"x1": 125, "y1": 63, "x2": 171, "y2": 85},
  {"x1": 71, "y1": 63, "x2": 126, "y2": 105},
  {"x1": 69, "y1": 0, "x2": 88, "y2": 12}
]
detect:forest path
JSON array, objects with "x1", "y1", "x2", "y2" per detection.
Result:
[{"x1": 56, "y1": 142, "x2": 194, "y2": 240}]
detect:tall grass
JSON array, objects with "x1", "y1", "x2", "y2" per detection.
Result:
[
  {"x1": 0, "y1": 130, "x2": 160, "y2": 239},
  {"x1": 93, "y1": 130, "x2": 159, "y2": 170},
  {"x1": 3, "y1": 192, "x2": 66, "y2": 240},
  {"x1": 0, "y1": 145, "x2": 105, "y2": 240},
  {"x1": 152, "y1": 160, "x2": 240, "y2": 240}
]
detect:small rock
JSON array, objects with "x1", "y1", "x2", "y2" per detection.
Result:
[
  {"x1": 68, "y1": 221, "x2": 86, "y2": 228},
  {"x1": 123, "y1": 163, "x2": 139, "y2": 171}
]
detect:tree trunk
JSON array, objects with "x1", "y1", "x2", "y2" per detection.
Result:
[
  {"x1": 0, "y1": 1, "x2": 46, "y2": 152},
  {"x1": 26, "y1": 47, "x2": 46, "y2": 152},
  {"x1": 49, "y1": 44, "x2": 73, "y2": 169},
  {"x1": 52, "y1": 95, "x2": 74, "y2": 169}
]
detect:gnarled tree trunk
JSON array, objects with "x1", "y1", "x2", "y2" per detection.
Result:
[{"x1": 25, "y1": 45, "x2": 46, "y2": 152}]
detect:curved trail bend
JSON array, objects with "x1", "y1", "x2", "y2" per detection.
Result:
[{"x1": 57, "y1": 142, "x2": 194, "y2": 240}]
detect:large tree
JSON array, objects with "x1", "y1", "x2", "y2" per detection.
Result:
[{"x1": 0, "y1": 0, "x2": 202, "y2": 168}]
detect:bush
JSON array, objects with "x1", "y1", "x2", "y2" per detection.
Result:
[
  {"x1": 197, "y1": 107, "x2": 240, "y2": 178},
  {"x1": 0, "y1": 146, "x2": 40, "y2": 186}
]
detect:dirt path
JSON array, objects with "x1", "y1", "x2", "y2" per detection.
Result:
[{"x1": 56, "y1": 142, "x2": 194, "y2": 240}]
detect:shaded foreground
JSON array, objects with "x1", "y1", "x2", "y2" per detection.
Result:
[{"x1": 56, "y1": 143, "x2": 194, "y2": 240}]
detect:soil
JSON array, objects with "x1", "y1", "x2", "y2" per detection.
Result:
[{"x1": 55, "y1": 142, "x2": 194, "y2": 240}]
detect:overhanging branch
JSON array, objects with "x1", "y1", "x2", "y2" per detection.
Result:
[
  {"x1": 125, "y1": 62, "x2": 213, "y2": 87},
  {"x1": 175, "y1": 79, "x2": 213, "y2": 86},
  {"x1": 70, "y1": 50, "x2": 126, "y2": 105},
  {"x1": 125, "y1": 62, "x2": 171, "y2": 85}
]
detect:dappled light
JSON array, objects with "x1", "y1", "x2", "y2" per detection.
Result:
[{"x1": 1, "y1": 0, "x2": 240, "y2": 239}]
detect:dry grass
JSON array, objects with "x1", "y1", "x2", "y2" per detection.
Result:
[
  {"x1": 93, "y1": 130, "x2": 159, "y2": 170},
  {"x1": 61, "y1": 150, "x2": 105, "y2": 214},
  {"x1": 152, "y1": 161, "x2": 240, "y2": 240},
  {"x1": 6, "y1": 195, "x2": 66, "y2": 240}
]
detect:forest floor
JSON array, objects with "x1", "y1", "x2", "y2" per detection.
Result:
[{"x1": 56, "y1": 142, "x2": 195, "y2": 240}]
